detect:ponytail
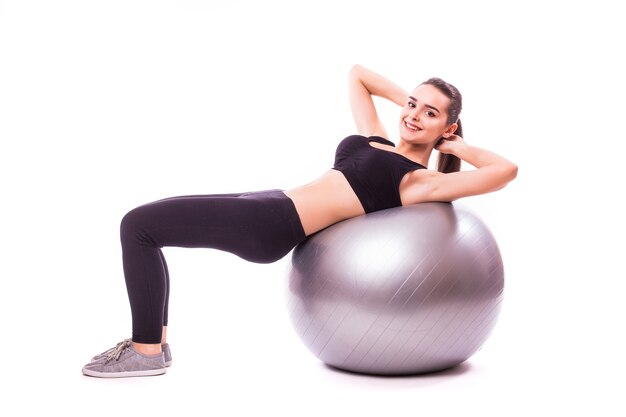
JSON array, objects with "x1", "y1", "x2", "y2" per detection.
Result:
[{"x1": 436, "y1": 119, "x2": 463, "y2": 173}]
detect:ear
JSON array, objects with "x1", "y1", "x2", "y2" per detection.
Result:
[{"x1": 442, "y1": 123, "x2": 458, "y2": 138}]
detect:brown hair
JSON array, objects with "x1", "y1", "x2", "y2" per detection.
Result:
[{"x1": 420, "y1": 77, "x2": 463, "y2": 173}]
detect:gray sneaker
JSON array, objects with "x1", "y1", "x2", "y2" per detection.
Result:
[
  {"x1": 91, "y1": 339, "x2": 172, "y2": 367},
  {"x1": 82, "y1": 339, "x2": 166, "y2": 378}
]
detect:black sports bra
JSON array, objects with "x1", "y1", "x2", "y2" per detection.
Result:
[{"x1": 332, "y1": 135, "x2": 426, "y2": 213}]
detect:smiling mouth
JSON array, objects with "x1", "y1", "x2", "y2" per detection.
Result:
[{"x1": 404, "y1": 121, "x2": 422, "y2": 131}]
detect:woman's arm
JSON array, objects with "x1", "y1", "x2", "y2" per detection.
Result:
[
  {"x1": 411, "y1": 135, "x2": 518, "y2": 202},
  {"x1": 348, "y1": 64, "x2": 409, "y2": 138}
]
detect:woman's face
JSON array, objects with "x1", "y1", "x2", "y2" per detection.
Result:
[{"x1": 398, "y1": 84, "x2": 454, "y2": 145}]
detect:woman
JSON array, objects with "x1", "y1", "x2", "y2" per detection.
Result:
[{"x1": 82, "y1": 65, "x2": 518, "y2": 378}]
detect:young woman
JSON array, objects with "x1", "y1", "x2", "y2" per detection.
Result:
[{"x1": 82, "y1": 64, "x2": 518, "y2": 378}]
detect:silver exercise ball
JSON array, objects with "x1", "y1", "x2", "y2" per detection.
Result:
[{"x1": 286, "y1": 203, "x2": 504, "y2": 375}]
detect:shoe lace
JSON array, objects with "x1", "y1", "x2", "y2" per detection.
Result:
[
  {"x1": 105, "y1": 339, "x2": 132, "y2": 363},
  {"x1": 97, "y1": 338, "x2": 128, "y2": 357}
]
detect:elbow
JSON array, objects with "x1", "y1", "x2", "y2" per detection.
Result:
[
  {"x1": 349, "y1": 64, "x2": 362, "y2": 78},
  {"x1": 500, "y1": 162, "x2": 517, "y2": 183},
  {"x1": 505, "y1": 162, "x2": 518, "y2": 182},
  {"x1": 495, "y1": 163, "x2": 518, "y2": 191},
  {"x1": 496, "y1": 161, "x2": 518, "y2": 182}
]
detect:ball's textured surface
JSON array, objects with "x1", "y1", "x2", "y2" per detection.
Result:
[{"x1": 286, "y1": 203, "x2": 504, "y2": 375}]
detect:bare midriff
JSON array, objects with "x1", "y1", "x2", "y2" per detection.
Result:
[{"x1": 284, "y1": 169, "x2": 366, "y2": 236}]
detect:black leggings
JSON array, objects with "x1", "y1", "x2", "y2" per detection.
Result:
[{"x1": 120, "y1": 189, "x2": 307, "y2": 343}]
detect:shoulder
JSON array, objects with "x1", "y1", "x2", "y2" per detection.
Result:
[
  {"x1": 342, "y1": 134, "x2": 392, "y2": 140},
  {"x1": 337, "y1": 134, "x2": 370, "y2": 147},
  {"x1": 341, "y1": 134, "x2": 373, "y2": 141}
]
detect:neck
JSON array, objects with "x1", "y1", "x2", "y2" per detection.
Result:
[{"x1": 396, "y1": 140, "x2": 434, "y2": 168}]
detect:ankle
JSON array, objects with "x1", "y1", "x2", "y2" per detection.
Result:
[
  {"x1": 161, "y1": 326, "x2": 168, "y2": 345},
  {"x1": 132, "y1": 342, "x2": 162, "y2": 356}
]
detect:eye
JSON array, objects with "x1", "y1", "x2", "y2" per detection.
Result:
[
  {"x1": 426, "y1": 111, "x2": 436, "y2": 117},
  {"x1": 408, "y1": 102, "x2": 416, "y2": 108}
]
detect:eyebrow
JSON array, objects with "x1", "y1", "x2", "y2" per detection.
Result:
[{"x1": 408, "y1": 96, "x2": 440, "y2": 114}]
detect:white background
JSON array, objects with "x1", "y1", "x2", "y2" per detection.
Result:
[{"x1": 1, "y1": 0, "x2": 624, "y2": 415}]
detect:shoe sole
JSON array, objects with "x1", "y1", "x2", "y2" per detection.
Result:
[{"x1": 82, "y1": 367, "x2": 167, "y2": 378}]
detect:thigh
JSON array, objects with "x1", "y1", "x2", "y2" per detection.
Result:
[
  {"x1": 130, "y1": 190, "x2": 303, "y2": 263},
  {"x1": 148, "y1": 192, "x2": 246, "y2": 205}
]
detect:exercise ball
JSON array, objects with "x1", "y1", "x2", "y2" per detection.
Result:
[{"x1": 286, "y1": 202, "x2": 504, "y2": 375}]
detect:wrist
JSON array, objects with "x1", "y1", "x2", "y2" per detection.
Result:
[
  {"x1": 352, "y1": 64, "x2": 407, "y2": 107},
  {"x1": 450, "y1": 141, "x2": 470, "y2": 158}
]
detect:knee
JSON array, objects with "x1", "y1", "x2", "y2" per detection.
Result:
[{"x1": 120, "y1": 205, "x2": 155, "y2": 246}]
